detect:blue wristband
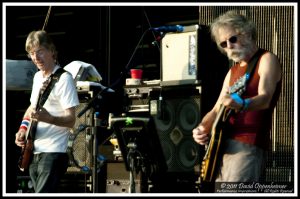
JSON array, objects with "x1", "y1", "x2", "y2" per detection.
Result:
[
  {"x1": 243, "y1": 98, "x2": 251, "y2": 110},
  {"x1": 230, "y1": 93, "x2": 243, "y2": 105}
]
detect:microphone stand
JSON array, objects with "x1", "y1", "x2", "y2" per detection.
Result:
[
  {"x1": 92, "y1": 111, "x2": 100, "y2": 193},
  {"x1": 127, "y1": 142, "x2": 137, "y2": 193},
  {"x1": 76, "y1": 88, "x2": 108, "y2": 193}
]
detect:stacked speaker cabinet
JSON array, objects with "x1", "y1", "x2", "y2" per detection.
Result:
[
  {"x1": 148, "y1": 86, "x2": 204, "y2": 193},
  {"x1": 61, "y1": 91, "x2": 94, "y2": 193},
  {"x1": 67, "y1": 98, "x2": 94, "y2": 173},
  {"x1": 63, "y1": 87, "x2": 117, "y2": 193}
]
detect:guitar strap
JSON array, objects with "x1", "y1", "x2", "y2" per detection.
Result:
[
  {"x1": 37, "y1": 67, "x2": 66, "y2": 107},
  {"x1": 31, "y1": 67, "x2": 66, "y2": 139},
  {"x1": 226, "y1": 48, "x2": 266, "y2": 116},
  {"x1": 243, "y1": 48, "x2": 266, "y2": 89}
]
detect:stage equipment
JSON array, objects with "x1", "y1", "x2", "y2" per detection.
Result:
[
  {"x1": 146, "y1": 85, "x2": 204, "y2": 192},
  {"x1": 6, "y1": 59, "x2": 38, "y2": 91},
  {"x1": 122, "y1": 84, "x2": 204, "y2": 192},
  {"x1": 149, "y1": 85, "x2": 203, "y2": 173},
  {"x1": 160, "y1": 24, "x2": 200, "y2": 86},
  {"x1": 67, "y1": 103, "x2": 93, "y2": 173},
  {"x1": 151, "y1": 25, "x2": 184, "y2": 33},
  {"x1": 67, "y1": 82, "x2": 116, "y2": 193},
  {"x1": 106, "y1": 161, "x2": 141, "y2": 193},
  {"x1": 16, "y1": 176, "x2": 34, "y2": 193},
  {"x1": 64, "y1": 60, "x2": 102, "y2": 82},
  {"x1": 124, "y1": 84, "x2": 203, "y2": 173},
  {"x1": 109, "y1": 114, "x2": 167, "y2": 193},
  {"x1": 67, "y1": 85, "x2": 104, "y2": 173},
  {"x1": 109, "y1": 136, "x2": 123, "y2": 161},
  {"x1": 124, "y1": 84, "x2": 160, "y2": 113}
]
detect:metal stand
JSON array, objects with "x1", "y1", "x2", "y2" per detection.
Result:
[
  {"x1": 92, "y1": 111, "x2": 100, "y2": 193},
  {"x1": 110, "y1": 115, "x2": 153, "y2": 193},
  {"x1": 127, "y1": 142, "x2": 139, "y2": 193}
]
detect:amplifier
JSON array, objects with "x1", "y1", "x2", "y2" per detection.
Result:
[
  {"x1": 124, "y1": 85, "x2": 160, "y2": 113},
  {"x1": 124, "y1": 84, "x2": 160, "y2": 97}
]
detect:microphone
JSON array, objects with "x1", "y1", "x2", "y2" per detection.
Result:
[{"x1": 151, "y1": 25, "x2": 184, "y2": 33}]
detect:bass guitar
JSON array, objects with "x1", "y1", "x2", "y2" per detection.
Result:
[{"x1": 18, "y1": 76, "x2": 53, "y2": 171}]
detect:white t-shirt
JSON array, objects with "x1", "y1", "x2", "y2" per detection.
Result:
[{"x1": 30, "y1": 66, "x2": 79, "y2": 153}]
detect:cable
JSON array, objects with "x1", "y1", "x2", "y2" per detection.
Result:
[
  {"x1": 142, "y1": 7, "x2": 160, "y2": 51},
  {"x1": 42, "y1": 6, "x2": 52, "y2": 31}
]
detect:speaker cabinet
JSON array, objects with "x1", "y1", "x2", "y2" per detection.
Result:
[
  {"x1": 67, "y1": 101, "x2": 94, "y2": 173},
  {"x1": 150, "y1": 86, "x2": 203, "y2": 173}
]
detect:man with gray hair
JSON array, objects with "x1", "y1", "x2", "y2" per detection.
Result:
[{"x1": 193, "y1": 10, "x2": 281, "y2": 191}]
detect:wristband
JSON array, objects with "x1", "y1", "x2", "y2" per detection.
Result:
[
  {"x1": 230, "y1": 93, "x2": 243, "y2": 105},
  {"x1": 19, "y1": 117, "x2": 30, "y2": 131},
  {"x1": 243, "y1": 98, "x2": 251, "y2": 111},
  {"x1": 19, "y1": 126, "x2": 28, "y2": 131}
]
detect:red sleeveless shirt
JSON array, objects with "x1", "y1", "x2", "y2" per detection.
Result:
[{"x1": 226, "y1": 51, "x2": 281, "y2": 150}]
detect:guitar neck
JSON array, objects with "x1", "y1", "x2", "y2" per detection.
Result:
[
  {"x1": 25, "y1": 119, "x2": 37, "y2": 141},
  {"x1": 212, "y1": 104, "x2": 226, "y2": 130}
]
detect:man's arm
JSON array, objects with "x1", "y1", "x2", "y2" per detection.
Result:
[
  {"x1": 31, "y1": 106, "x2": 76, "y2": 128},
  {"x1": 193, "y1": 70, "x2": 231, "y2": 145},
  {"x1": 244, "y1": 52, "x2": 282, "y2": 111}
]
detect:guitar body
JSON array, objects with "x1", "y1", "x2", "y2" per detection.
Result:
[
  {"x1": 200, "y1": 105, "x2": 226, "y2": 183},
  {"x1": 18, "y1": 120, "x2": 37, "y2": 172}
]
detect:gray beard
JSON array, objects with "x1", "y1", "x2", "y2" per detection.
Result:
[
  {"x1": 227, "y1": 39, "x2": 256, "y2": 62},
  {"x1": 227, "y1": 50, "x2": 246, "y2": 62}
]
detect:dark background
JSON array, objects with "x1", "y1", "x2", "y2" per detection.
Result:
[{"x1": 5, "y1": 6, "x2": 201, "y2": 85}]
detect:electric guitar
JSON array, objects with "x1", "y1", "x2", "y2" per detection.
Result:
[
  {"x1": 200, "y1": 74, "x2": 249, "y2": 182},
  {"x1": 18, "y1": 76, "x2": 52, "y2": 172}
]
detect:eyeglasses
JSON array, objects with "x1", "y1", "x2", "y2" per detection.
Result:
[
  {"x1": 219, "y1": 35, "x2": 239, "y2": 48},
  {"x1": 28, "y1": 48, "x2": 46, "y2": 58}
]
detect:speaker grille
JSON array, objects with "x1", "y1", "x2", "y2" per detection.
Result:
[
  {"x1": 153, "y1": 95, "x2": 202, "y2": 172},
  {"x1": 177, "y1": 99, "x2": 201, "y2": 133},
  {"x1": 67, "y1": 101, "x2": 93, "y2": 173}
]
